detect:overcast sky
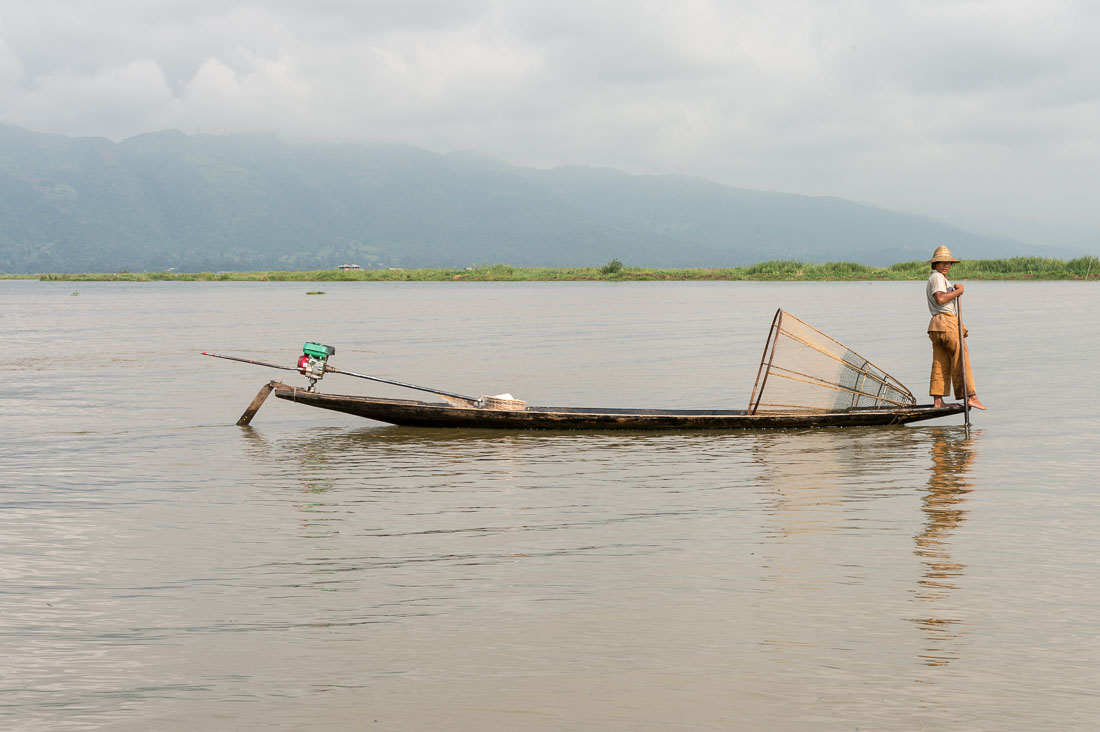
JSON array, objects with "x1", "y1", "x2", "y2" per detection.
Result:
[{"x1": 2, "y1": 0, "x2": 1098, "y2": 246}]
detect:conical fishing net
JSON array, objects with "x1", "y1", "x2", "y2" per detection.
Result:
[{"x1": 748, "y1": 309, "x2": 915, "y2": 413}]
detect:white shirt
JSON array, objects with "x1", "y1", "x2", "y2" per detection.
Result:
[{"x1": 926, "y1": 270, "x2": 957, "y2": 317}]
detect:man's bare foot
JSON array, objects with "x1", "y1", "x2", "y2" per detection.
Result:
[
  {"x1": 932, "y1": 397, "x2": 946, "y2": 408},
  {"x1": 967, "y1": 396, "x2": 987, "y2": 410}
]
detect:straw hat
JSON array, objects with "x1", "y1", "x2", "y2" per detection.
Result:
[{"x1": 927, "y1": 245, "x2": 960, "y2": 264}]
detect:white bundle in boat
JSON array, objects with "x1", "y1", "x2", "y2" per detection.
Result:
[
  {"x1": 437, "y1": 393, "x2": 527, "y2": 411},
  {"x1": 481, "y1": 393, "x2": 527, "y2": 411}
]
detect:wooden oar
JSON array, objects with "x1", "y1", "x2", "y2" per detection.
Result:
[{"x1": 956, "y1": 295, "x2": 971, "y2": 428}]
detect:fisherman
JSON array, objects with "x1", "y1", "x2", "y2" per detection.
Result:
[{"x1": 926, "y1": 246, "x2": 987, "y2": 410}]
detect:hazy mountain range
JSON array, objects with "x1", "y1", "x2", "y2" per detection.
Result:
[{"x1": 0, "y1": 124, "x2": 1081, "y2": 273}]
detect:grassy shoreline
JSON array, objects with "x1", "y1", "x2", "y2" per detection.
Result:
[{"x1": 6, "y1": 256, "x2": 1099, "y2": 282}]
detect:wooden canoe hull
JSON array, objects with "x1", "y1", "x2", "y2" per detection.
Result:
[{"x1": 272, "y1": 384, "x2": 964, "y2": 430}]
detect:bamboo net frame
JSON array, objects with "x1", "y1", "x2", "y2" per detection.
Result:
[{"x1": 748, "y1": 309, "x2": 915, "y2": 414}]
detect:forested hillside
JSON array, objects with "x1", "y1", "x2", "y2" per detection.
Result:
[{"x1": 0, "y1": 124, "x2": 1069, "y2": 273}]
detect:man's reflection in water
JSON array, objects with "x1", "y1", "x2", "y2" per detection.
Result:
[{"x1": 912, "y1": 428, "x2": 979, "y2": 666}]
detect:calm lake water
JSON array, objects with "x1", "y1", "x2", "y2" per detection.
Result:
[{"x1": 2, "y1": 280, "x2": 1099, "y2": 731}]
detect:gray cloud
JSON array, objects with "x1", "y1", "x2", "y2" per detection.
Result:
[{"x1": 2, "y1": 0, "x2": 1098, "y2": 244}]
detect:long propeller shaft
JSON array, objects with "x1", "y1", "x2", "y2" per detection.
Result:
[
  {"x1": 201, "y1": 352, "x2": 297, "y2": 371},
  {"x1": 201, "y1": 351, "x2": 481, "y2": 403},
  {"x1": 324, "y1": 365, "x2": 478, "y2": 403}
]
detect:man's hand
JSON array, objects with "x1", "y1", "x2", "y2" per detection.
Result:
[{"x1": 935, "y1": 283, "x2": 964, "y2": 305}]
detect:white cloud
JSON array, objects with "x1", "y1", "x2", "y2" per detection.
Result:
[
  {"x1": 173, "y1": 55, "x2": 313, "y2": 136},
  {"x1": 0, "y1": 37, "x2": 23, "y2": 96},
  {"x1": 4, "y1": 59, "x2": 175, "y2": 139},
  {"x1": 1, "y1": 0, "x2": 1098, "y2": 239}
]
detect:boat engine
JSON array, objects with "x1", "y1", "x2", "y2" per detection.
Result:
[{"x1": 298, "y1": 342, "x2": 335, "y2": 391}]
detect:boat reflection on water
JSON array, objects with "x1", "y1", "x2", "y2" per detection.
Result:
[
  {"x1": 911, "y1": 428, "x2": 980, "y2": 666},
  {"x1": 239, "y1": 421, "x2": 986, "y2": 670}
]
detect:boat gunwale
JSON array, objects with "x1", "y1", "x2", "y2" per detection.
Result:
[{"x1": 271, "y1": 383, "x2": 964, "y2": 428}]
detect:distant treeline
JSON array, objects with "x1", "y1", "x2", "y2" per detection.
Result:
[{"x1": 12, "y1": 256, "x2": 1099, "y2": 282}]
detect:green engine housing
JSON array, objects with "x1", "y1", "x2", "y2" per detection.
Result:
[{"x1": 303, "y1": 342, "x2": 336, "y2": 359}]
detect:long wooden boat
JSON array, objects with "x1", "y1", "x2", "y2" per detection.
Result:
[
  {"x1": 216, "y1": 310, "x2": 972, "y2": 431},
  {"x1": 271, "y1": 383, "x2": 963, "y2": 430}
]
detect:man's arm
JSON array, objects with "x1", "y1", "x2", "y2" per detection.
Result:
[{"x1": 934, "y1": 282, "x2": 964, "y2": 305}]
